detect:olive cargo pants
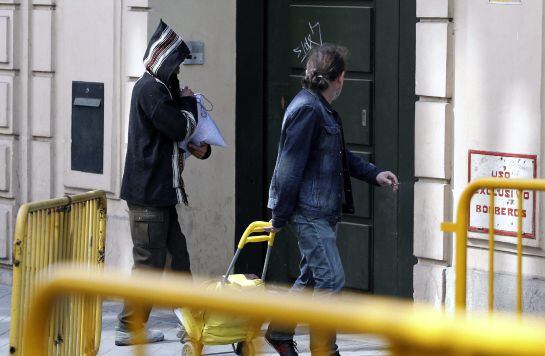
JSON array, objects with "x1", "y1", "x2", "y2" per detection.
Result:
[{"x1": 118, "y1": 203, "x2": 191, "y2": 330}]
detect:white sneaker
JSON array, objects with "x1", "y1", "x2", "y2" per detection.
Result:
[
  {"x1": 176, "y1": 323, "x2": 189, "y2": 341},
  {"x1": 174, "y1": 308, "x2": 189, "y2": 341},
  {"x1": 114, "y1": 327, "x2": 164, "y2": 346}
]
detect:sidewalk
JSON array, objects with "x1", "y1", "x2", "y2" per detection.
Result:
[{"x1": 0, "y1": 284, "x2": 387, "y2": 355}]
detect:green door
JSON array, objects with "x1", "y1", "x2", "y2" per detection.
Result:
[{"x1": 263, "y1": 0, "x2": 415, "y2": 295}]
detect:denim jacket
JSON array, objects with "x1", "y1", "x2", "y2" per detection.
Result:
[{"x1": 268, "y1": 89, "x2": 383, "y2": 228}]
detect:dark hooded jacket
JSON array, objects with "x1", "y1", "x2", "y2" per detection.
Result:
[{"x1": 121, "y1": 20, "x2": 201, "y2": 206}]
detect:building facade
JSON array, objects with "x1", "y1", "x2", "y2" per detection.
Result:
[
  {"x1": 415, "y1": 0, "x2": 545, "y2": 312},
  {"x1": 0, "y1": 0, "x2": 543, "y2": 313},
  {"x1": 0, "y1": 0, "x2": 237, "y2": 281}
]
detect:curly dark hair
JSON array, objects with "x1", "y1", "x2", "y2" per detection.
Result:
[{"x1": 302, "y1": 44, "x2": 348, "y2": 91}]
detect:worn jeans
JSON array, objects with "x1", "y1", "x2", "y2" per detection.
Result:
[
  {"x1": 267, "y1": 214, "x2": 344, "y2": 351},
  {"x1": 118, "y1": 203, "x2": 191, "y2": 330}
]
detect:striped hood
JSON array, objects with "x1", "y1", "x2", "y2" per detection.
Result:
[{"x1": 143, "y1": 20, "x2": 191, "y2": 84}]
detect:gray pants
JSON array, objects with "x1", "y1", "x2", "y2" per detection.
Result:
[{"x1": 118, "y1": 203, "x2": 191, "y2": 330}]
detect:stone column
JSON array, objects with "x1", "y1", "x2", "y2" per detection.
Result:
[
  {"x1": 0, "y1": 0, "x2": 23, "y2": 283},
  {"x1": 413, "y1": 0, "x2": 454, "y2": 308}
]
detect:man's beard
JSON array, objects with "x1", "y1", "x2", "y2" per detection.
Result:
[{"x1": 332, "y1": 87, "x2": 342, "y2": 101}]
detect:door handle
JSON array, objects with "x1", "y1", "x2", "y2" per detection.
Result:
[{"x1": 362, "y1": 109, "x2": 367, "y2": 127}]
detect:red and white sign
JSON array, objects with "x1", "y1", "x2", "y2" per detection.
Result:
[{"x1": 468, "y1": 150, "x2": 537, "y2": 239}]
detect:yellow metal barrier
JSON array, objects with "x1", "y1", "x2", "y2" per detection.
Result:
[
  {"x1": 23, "y1": 267, "x2": 545, "y2": 356},
  {"x1": 441, "y1": 178, "x2": 545, "y2": 315},
  {"x1": 9, "y1": 191, "x2": 107, "y2": 355}
]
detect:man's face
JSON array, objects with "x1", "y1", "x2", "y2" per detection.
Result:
[
  {"x1": 332, "y1": 71, "x2": 346, "y2": 101},
  {"x1": 338, "y1": 71, "x2": 346, "y2": 92}
]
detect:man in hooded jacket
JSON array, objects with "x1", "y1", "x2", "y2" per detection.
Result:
[{"x1": 116, "y1": 20, "x2": 211, "y2": 346}]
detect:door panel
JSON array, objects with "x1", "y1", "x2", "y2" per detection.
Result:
[
  {"x1": 268, "y1": 224, "x2": 302, "y2": 282},
  {"x1": 337, "y1": 222, "x2": 371, "y2": 290},
  {"x1": 290, "y1": 6, "x2": 372, "y2": 72},
  {"x1": 288, "y1": 78, "x2": 372, "y2": 147},
  {"x1": 338, "y1": 80, "x2": 372, "y2": 146},
  {"x1": 351, "y1": 152, "x2": 372, "y2": 218}
]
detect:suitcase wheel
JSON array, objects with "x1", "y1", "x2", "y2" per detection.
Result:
[
  {"x1": 234, "y1": 341, "x2": 255, "y2": 356},
  {"x1": 182, "y1": 341, "x2": 200, "y2": 356}
]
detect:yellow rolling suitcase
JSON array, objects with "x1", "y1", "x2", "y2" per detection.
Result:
[{"x1": 179, "y1": 221, "x2": 276, "y2": 356}]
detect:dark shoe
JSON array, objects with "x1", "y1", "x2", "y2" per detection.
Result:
[
  {"x1": 234, "y1": 342, "x2": 244, "y2": 355},
  {"x1": 265, "y1": 333, "x2": 299, "y2": 356}
]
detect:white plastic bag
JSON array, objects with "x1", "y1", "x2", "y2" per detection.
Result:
[{"x1": 178, "y1": 93, "x2": 227, "y2": 158}]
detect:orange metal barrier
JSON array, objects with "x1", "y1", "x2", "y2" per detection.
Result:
[{"x1": 9, "y1": 191, "x2": 107, "y2": 355}]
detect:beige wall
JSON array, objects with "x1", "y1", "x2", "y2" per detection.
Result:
[
  {"x1": 451, "y1": 1, "x2": 545, "y2": 294},
  {"x1": 453, "y1": 0, "x2": 545, "y2": 274},
  {"x1": 147, "y1": 0, "x2": 237, "y2": 276}
]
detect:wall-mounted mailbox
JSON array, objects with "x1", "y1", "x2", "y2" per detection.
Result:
[{"x1": 71, "y1": 81, "x2": 104, "y2": 174}]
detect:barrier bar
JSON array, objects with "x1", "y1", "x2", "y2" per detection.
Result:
[
  {"x1": 517, "y1": 189, "x2": 523, "y2": 316},
  {"x1": 23, "y1": 268, "x2": 545, "y2": 356},
  {"x1": 442, "y1": 178, "x2": 545, "y2": 313},
  {"x1": 488, "y1": 192, "x2": 495, "y2": 313}
]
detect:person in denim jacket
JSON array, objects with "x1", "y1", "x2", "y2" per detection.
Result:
[{"x1": 264, "y1": 44, "x2": 398, "y2": 356}]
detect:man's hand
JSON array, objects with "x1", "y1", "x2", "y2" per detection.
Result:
[
  {"x1": 180, "y1": 86, "x2": 194, "y2": 97},
  {"x1": 263, "y1": 220, "x2": 282, "y2": 233},
  {"x1": 263, "y1": 225, "x2": 282, "y2": 233},
  {"x1": 376, "y1": 171, "x2": 399, "y2": 192},
  {"x1": 188, "y1": 143, "x2": 210, "y2": 159}
]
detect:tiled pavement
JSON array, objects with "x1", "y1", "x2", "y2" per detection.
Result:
[
  {"x1": 0, "y1": 284, "x2": 387, "y2": 355},
  {"x1": 0, "y1": 284, "x2": 12, "y2": 353}
]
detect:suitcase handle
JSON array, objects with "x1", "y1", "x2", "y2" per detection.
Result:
[
  {"x1": 237, "y1": 221, "x2": 276, "y2": 249},
  {"x1": 223, "y1": 221, "x2": 276, "y2": 284}
]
